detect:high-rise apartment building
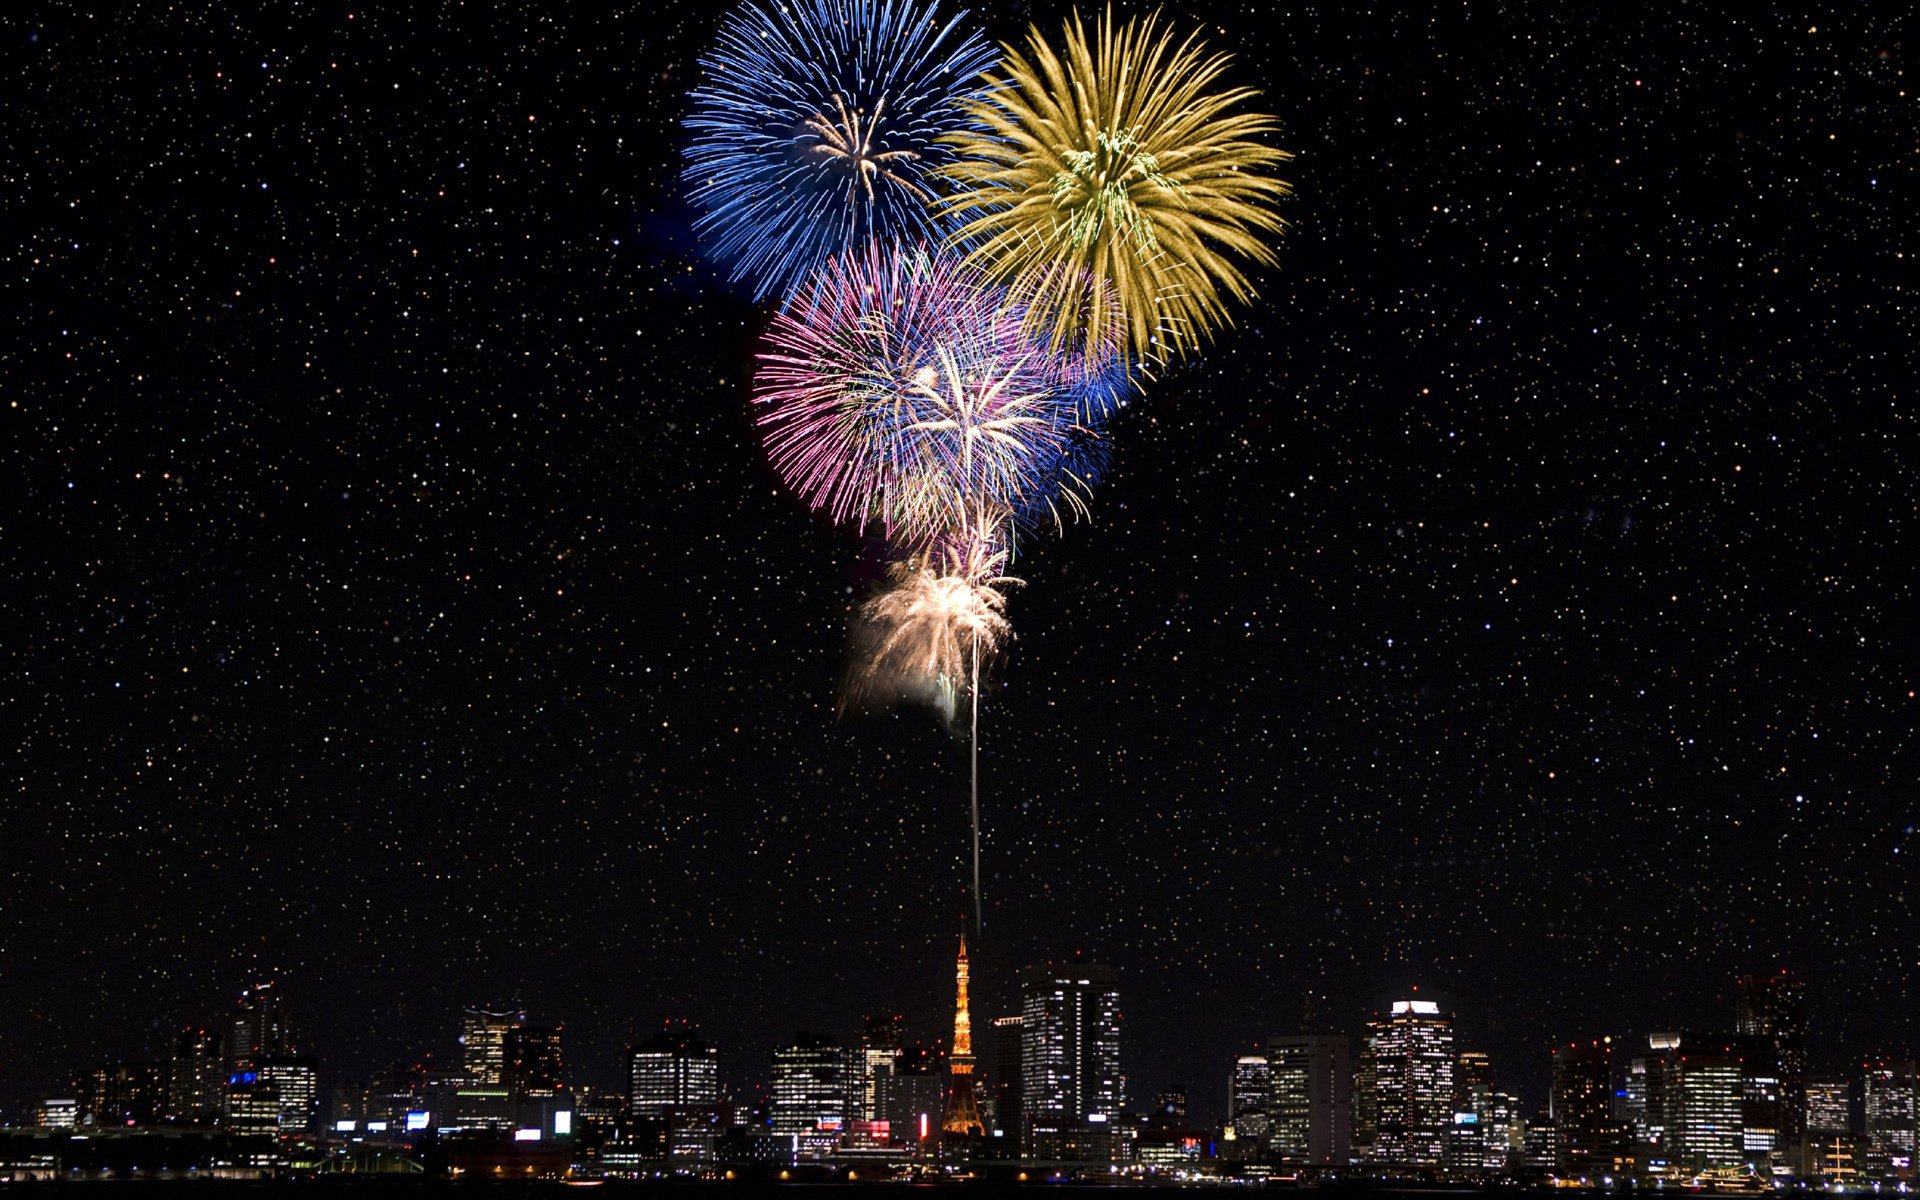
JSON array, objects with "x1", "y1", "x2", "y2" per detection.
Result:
[
  {"x1": 769, "y1": 1032, "x2": 851, "y2": 1136},
  {"x1": 1266, "y1": 1034, "x2": 1351, "y2": 1165},
  {"x1": 1020, "y1": 958, "x2": 1123, "y2": 1153},
  {"x1": 1735, "y1": 971, "x2": 1808, "y2": 1151},
  {"x1": 1551, "y1": 1039, "x2": 1616, "y2": 1178},
  {"x1": 1364, "y1": 998, "x2": 1455, "y2": 1167},
  {"x1": 1229, "y1": 1055, "x2": 1270, "y2": 1143},
  {"x1": 460, "y1": 1007, "x2": 525, "y2": 1086},
  {"x1": 169, "y1": 1028, "x2": 225, "y2": 1126},
  {"x1": 628, "y1": 1023, "x2": 720, "y2": 1118}
]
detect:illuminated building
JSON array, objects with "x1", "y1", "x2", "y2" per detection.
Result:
[
  {"x1": 1444, "y1": 1051, "x2": 1511, "y2": 1174},
  {"x1": 168, "y1": 1028, "x2": 225, "y2": 1126},
  {"x1": 1021, "y1": 957, "x2": 1123, "y2": 1158},
  {"x1": 1805, "y1": 1075, "x2": 1861, "y2": 1184},
  {"x1": 1363, "y1": 998, "x2": 1455, "y2": 1167},
  {"x1": 1456, "y1": 1050, "x2": 1494, "y2": 1095},
  {"x1": 1725, "y1": 1033, "x2": 1782, "y2": 1162},
  {"x1": 460, "y1": 1006, "x2": 525, "y2": 1086},
  {"x1": 943, "y1": 935, "x2": 985, "y2": 1137},
  {"x1": 36, "y1": 1098, "x2": 79, "y2": 1129},
  {"x1": 1806, "y1": 1079, "x2": 1850, "y2": 1135},
  {"x1": 628, "y1": 1023, "x2": 719, "y2": 1118},
  {"x1": 258, "y1": 1055, "x2": 319, "y2": 1132},
  {"x1": 858, "y1": 1014, "x2": 903, "y2": 1122},
  {"x1": 1229, "y1": 1055, "x2": 1270, "y2": 1144},
  {"x1": 1861, "y1": 1061, "x2": 1917, "y2": 1178},
  {"x1": 228, "y1": 980, "x2": 296, "y2": 1072},
  {"x1": 1735, "y1": 970, "x2": 1807, "y2": 1153},
  {"x1": 1480, "y1": 1090, "x2": 1524, "y2": 1170},
  {"x1": 504, "y1": 1024, "x2": 564, "y2": 1097},
  {"x1": 76, "y1": 1061, "x2": 157, "y2": 1127},
  {"x1": 223, "y1": 1067, "x2": 281, "y2": 1133},
  {"x1": 878, "y1": 1045, "x2": 945, "y2": 1148},
  {"x1": 1551, "y1": 1039, "x2": 1615, "y2": 1178},
  {"x1": 993, "y1": 1015, "x2": 1024, "y2": 1152},
  {"x1": 1643, "y1": 1035, "x2": 1742, "y2": 1175},
  {"x1": 769, "y1": 1032, "x2": 851, "y2": 1136},
  {"x1": 1266, "y1": 1034, "x2": 1351, "y2": 1165}
]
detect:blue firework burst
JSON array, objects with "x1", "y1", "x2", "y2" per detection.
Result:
[{"x1": 683, "y1": 0, "x2": 996, "y2": 301}]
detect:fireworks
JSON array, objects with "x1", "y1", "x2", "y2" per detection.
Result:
[
  {"x1": 753, "y1": 243, "x2": 1078, "y2": 545},
  {"x1": 682, "y1": 0, "x2": 996, "y2": 301},
  {"x1": 940, "y1": 8, "x2": 1293, "y2": 362},
  {"x1": 853, "y1": 523, "x2": 1019, "y2": 702},
  {"x1": 683, "y1": 1, "x2": 1290, "y2": 934}
]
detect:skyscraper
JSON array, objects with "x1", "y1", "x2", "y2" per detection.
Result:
[
  {"x1": 858, "y1": 1014, "x2": 903, "y2": 1123},
  {"x1": 1445, "y1": 1050, "x2": 1503, "y2": 1175},
  {"x1": 228, "y1": 980, "x2": 296, "y2": 1070},
  {"x1": 992, "y1": 1016, "x2": 1024, "y2": 1152},
  {"x1": 1266, "y1": 1034, "x2": 1351, "y2": 1165},
  {"x1": 1860, "y1": 1061, "x2": 1917, "y2": 1178},
  {"x1": 257, "y1": 1055, "x2": 319, "y2": 1133},
  {"x1": 1551, "y1": 1038, "x2": 1615, "y2": 1179},
  {"x1": 1364, "y1": 998, "x2": 1455, "y2": 1168},
  {"x1": 504, "y1": 1024, "x2": 564, "y2": 1098},
  {"x1": 223, "y1": 980, "x2": 308, "y2": 1134},
  {"x1": 878, "y1": 1043, "x2": 947, "y2": 1147},
  {"x1": 770, "y1": 1032, "x2": 851, "y2": 1136},
  {"x1": 1735, "y1": 971, "x2": 1808, "y2": 1152},
  {"x1": 76, "y1": 1062, "x2": 157, "y2": 1128},
  {"x1": 168, "y1": 1028, "x2": 225, "y2": 1126},
  {"x1": 460, "y1": 1007, "x2": 525, "y2": 1086},
  {"x1": 1021, "y1": 957, "x2": 1123, "y2": 1156},
  {"x1": 943, "y1": 935, "x2": 984, "y2": 1137},
  {"x1": 1229, "y1": 1055, "x2": 1271, "y2": 1144},
  {"x1": 1643, "y1": 1036, "x2": 1743, "y2": 1175},
  {"x1": 628, "y1": 1023, "x2": 720, "y2": 1118}
]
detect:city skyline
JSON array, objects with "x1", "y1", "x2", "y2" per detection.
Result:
[
  {"x1": 15, "y1": 962, "x2": 1917, "y2": 1186},
  {"x1": 11, "y1": 958, "x2": 1906, "y2": 1134}
]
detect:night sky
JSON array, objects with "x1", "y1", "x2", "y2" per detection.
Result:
[{"x1": 4, "y1": 2, "x2": 1914, "y2": 1125}]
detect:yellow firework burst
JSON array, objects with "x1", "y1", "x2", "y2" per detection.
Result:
[{"x1": 941, "y1": 7, "x2": 1292, "y2": 363}]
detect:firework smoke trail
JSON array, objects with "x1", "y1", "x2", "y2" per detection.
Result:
[
  {"x1": 852, "y1": 514, "x2": 1016, "y2": 931},
  {"x1": 682, "y1": 0, "x2": 996, "y2": 301}
]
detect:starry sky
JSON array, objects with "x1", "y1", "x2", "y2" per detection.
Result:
[{"x1": 4, "y1": 2, "x2": 1913, "y2": 1125}]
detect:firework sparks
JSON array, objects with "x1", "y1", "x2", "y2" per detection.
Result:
[
  {"x1": 683, "y1": 0, "x2": 996, "y2": 301},
  {"x1": 754, "y1": 243, "x2": 1079, "y2": 545},
  {"x1": 940, "y1": 8, "x2": 1293, "y2": 362}
]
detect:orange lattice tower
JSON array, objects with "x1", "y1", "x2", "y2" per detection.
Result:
[{"x1": 942, "y1": 933, "x2": 985, "y2": 1136}]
